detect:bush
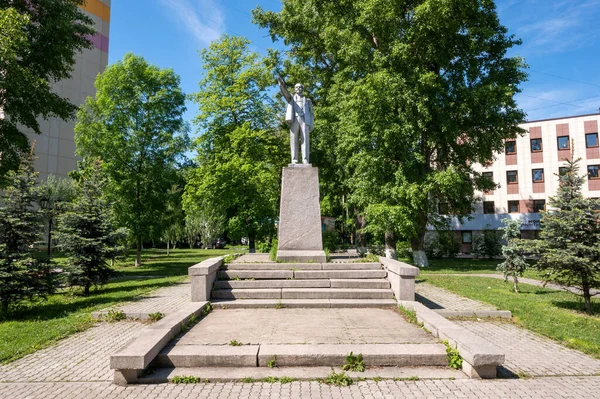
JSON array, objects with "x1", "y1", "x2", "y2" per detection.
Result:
[
  {"x1": 397, "y1": 241, "x2": 412, "y2": 260},
  {"x1": 472, "y1": 226, "x2": 502, "y2": 259},
  {"x1": 255, "y1": 240, "x2": 272, "y2": 253},
  {"x1": 424, "y1": 230, "x2": 460, "y2": 259},
  {"x1": 322, "y1": 230, "x2": 341, "y2": 252}
]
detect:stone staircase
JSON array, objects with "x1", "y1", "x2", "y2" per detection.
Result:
[{"x1": 210, "y1": 260, "x2": 397, "y2": 308}]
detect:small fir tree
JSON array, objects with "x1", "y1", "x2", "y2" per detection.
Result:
[
  {"x1": 472, "y1": 225, "x2": 503, "y2": 259},
  {"x1": 497, "y1": 219, "x2": 527, "y2": 293},
  {"x1": 534, "y1": 153, "x2": 600, "y2": 313},
  {"x1": 0, "y1": 147, "x2": 55, "y2": 311},
  {"x1": 56, "y1": 160, "x2": 126, "y2": 296}
]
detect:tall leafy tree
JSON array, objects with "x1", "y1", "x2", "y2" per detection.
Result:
[
  {"x1": 0, "y1": 2, "x2": 94, "y2": 184},
  {"x1": 56, "y1": 159, "x2": 126, "y2": 296},
  {"x1": 75, "y1": 54, "x2": 190, "y2": 266},
  {"x1": 183, "y1": 35, "x2": 287, "y2": 252},
  {"x1": 254, "y1": 0, "x2": 527, "y2": 265},
  {"x1": 533, "y1": 154, "x2": 600, "y2": 313},
  {"x1": 0, "y1": 147, "x2": 55, "y2": 311}
]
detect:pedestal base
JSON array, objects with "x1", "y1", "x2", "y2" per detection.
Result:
[
  {"x1": 277, "y1": 166, "x2": 324, "y2": 263},
  {"x1": 277, "y1": 250, "x2": 327, "y2": 263}
]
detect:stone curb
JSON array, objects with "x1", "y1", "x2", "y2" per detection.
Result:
[
  {"x1": 211, "y1": 299, "x2": 398, "y2": 309},
  {"x1": 110, "y1": 301, "x2": 210, "y2": 385},
  {"x1": 398, "y1": 301, "x2": 505, "y2": 379}
]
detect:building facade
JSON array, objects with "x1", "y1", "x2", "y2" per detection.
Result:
[
  {"x1": 440, "y1": 113, "x2": 600, "y2": 253},
  {"x1": 26, "y1": 0, "x2": 111, "y2": 181}
]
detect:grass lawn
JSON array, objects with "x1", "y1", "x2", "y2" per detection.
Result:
[
  {"x1": 417, "y1": 258, "x2": 545, "y2": 280},
  {"x1": 421, "y1": 274, "x2": 600, "y2": 358},
  {"x1": 0, "y1": 248, "x2": 243, "y2": 364}
]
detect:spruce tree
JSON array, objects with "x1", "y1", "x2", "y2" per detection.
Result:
[
  {"x1": 534, "y1": 153, "x2": 600, "y2": 313},
  {"x1": 56, "y1": 160, "x2": 126, "y2": 296},
  {"x1": 497, "y1": 219, "x2": 527, "y2": 293},
  {"x1": 0, "y1": 148, "x2": 54, "y2": 311}
]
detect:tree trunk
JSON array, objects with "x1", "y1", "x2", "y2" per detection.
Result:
[
  {"x1": 249, "y1": 234, "x2": 256, "y2": 253},
  {"x1": 166, "y1": 241, "x2": 170, "y2": 256},
  {"x1": 411, "y1": 233, "x2": 429, "y2": 267},
  {"x1": 84, "y1": 283, "x2": 90, "y2": 297},
  {"x1": 135, "y1": 236, "x2": 142, "y2": 266},
  {"x1": 355, "y1": 213, "x2": 367, "y2": 255},
  {"x1": 46, "y1": 218, "x2": 53, "y2": 258},
  {"x1": 384, "y1": 231, "x2": 397, "y2": 259},
  {"x1": 583, "y1": 280, "x2": 592, "y2": 314}
]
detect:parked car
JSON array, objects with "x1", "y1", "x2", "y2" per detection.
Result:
[{"x1": 211, "y1": 238, "x2": 226, "y2": 249}]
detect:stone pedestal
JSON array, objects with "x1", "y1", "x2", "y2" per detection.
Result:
[{"x1": 277, "y1": 165, "x2": 326, "y2": 263}]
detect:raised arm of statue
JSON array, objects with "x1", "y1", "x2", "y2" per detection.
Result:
[{"x1": 278, "y1": 75, "x2": 292, "y2": 103}]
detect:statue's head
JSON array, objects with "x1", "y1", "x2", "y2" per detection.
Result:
[{"x1": 294, "y1": 83, "x2": 304, "y2": 96}]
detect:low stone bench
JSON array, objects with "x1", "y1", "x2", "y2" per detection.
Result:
[
  {"x1": 379, "y1": 257, "x2": 420, "y2": 301},
  {"x1": 110, "y1": 301, "x2": 209, "y2": 385},
  {"x1": 189, "y1": 257, "x2": 223, "y2": 302},
  {"x1": 398, "y1": 301, "x2": 505, "y2": 378}
]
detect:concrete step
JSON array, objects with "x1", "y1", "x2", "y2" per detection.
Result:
[
  {"x1": 152, "y1": 345, "x2": 259, "y2": 368},
  {"x1": 211, "y1": 299, "x2": 398, "y2": 309},
  {"x1": 218, "y1": 270, "x2": 293, "y2": 280},
  {"x1": 223, "y1": 263, "x2": 322, "y2": 271},
  {"x1": 321, "y1": 263, "x2": 382, "y2": 270},
  {"x1": 139, "y1": 365, "x2": 466, "y2": 383},
  {"x1": 152, "y1": 343, "x2": 446, "y2": 369},
  {"x1": 294, "y1": 270, "x2": 387, "y2": 279},
  {"x1": 212, "y1": 288, "x2": 394, "y2": 300},
  {"x1": 214, "y1": 279, "x2": 330, "y2": 289},
  {"x1": 330, "y1": 279, "x2": 390, "y2": 289}
]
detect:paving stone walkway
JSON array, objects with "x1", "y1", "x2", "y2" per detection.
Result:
[{"x1": 2, "y1": 279, "x2": 600, "y2": 398}]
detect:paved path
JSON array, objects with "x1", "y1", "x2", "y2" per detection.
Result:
[
  {"x1": 2, "y1": 279, "x2": 600, "y2": 398},
  {"x1": 429, "y1": 273, "x2": 600, "y2": 296}
]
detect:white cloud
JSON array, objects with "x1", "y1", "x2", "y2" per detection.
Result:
[
  {"x1": 158, "y1": 0, "x2": 225, "y2": 46},
  {"x1": 517, "y1": 88, "x2": 600, "y2": 121}
]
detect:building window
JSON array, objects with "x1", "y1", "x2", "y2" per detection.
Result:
[
  {"x1": 462, "y1": 231, "x2": 472, "y2": 244},
  {"x1": 533, "y1": 200, "x2": 546, "y2": 213},
  {"x1": 483, "y1": 201, "x2": 495, "y2": 214},
  {"x1": 482, "y1": 171, "x2": 493, "y2": 181},
  {"x1": 505, "y1": 141, "x2": 516, "y2": 154},
  {"x1": 588, "y1": 165, "x2": 600, "y2": 180},
  {"x1": 586, "y1": 133, "x2": 599, "y2": 148},
  {"x1": 559, "y1": 166, "x2": 569, "y2": 176},
  {"x1": 530, "y1": 138, "x2": 542, "y2": 152},
  {"x1": 532, "y1": 168, "x2": 544, "y2": 183},
  {"x1": 507, "y1": 170, "x2": 518, "y2": 184},
  {"x1": 438, "y1": 202, "x2": 449, "y2": 214},
  {"x1": 508, "y1": 200, "x2": 520, "y2": 213},
  {"x1": 557, "y1": 136, "x2": 570, "y2": 150}
]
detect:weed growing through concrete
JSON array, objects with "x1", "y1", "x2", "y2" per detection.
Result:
[
  {"x1": 342, "y1": 352, "x2": 365, "y2": 372},
  {"x1": 267, "y1": 355, "x2": 277, "y2": 368},
  {"x1": 396, "y1": 305, "x2": 419, "y2": 325},
  {"x1": 147, "y1": 312, "x2": 164, "y2": 322},
  {"x1": 229, "y1": 339, "x2": 243, "y2": 346},
  {"x1": 444, "y1": 340, "x2": 463, "y2": 369},
  {"x1": 201, "y1": 302, "x2": 213, "y2": 316},
  {"x1": 372, "y1": 376, "x2": 383, "y2": 382},
  {"x1": 275, "y1": 301, "x2": 285, "y2": 309},
  {"x1": 171, "y1": 375, "x2": 201, "y2": 384},
  {"x1": 262, "y1": 376, "x2": 279, "y2": 383},
  {"x1": 322, "y1": 370, "x2": 353, "y2": 386},
  {"x1": 393, "y1": 376, "x2": 420, "y2": 381},
  {"x1": 279, "y1": 376, "x2": 297, "y2": 384},
  {"x1": 105, "y1": 309, "x2": 126, "y2": 322},
  {"x1": 233, "y1": 275, "x2": 241, "y2": 281},
  {"x1": 241, "y1": 377, "x2": 256, "y2": 383},
  {"x1": 517, "y1": 370, "x2": 532, "y2": 379}
]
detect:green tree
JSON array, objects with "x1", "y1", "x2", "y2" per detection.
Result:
[
  {"x1": 0, "y1": 147, "x2": 55, "y2": 311},
  {"x1": 0, "y1": 2, "x2": 94, "y2": 183},
  {"x1": 533, "y1": 155, "x2": 600, "y2": 313},
  {"x1": 183, "y1": 35, "x2": 287, "y2": 252},
  {"x1": 37, "y1": 175, "x2": 76, "y2": 257},
  {"x1": 497, "y1": 219, "x2": 527, "y2": 293},
  {"x1": 254, "y1": 0, "x2": 526, "y2": 265},
  {"x1": 56, "y1": 160, "x2": 126, "y2": 296},
  {"x1": 472, "y1": 225, "x2": 502, "y2": 259},
  {"x1": 75, "y1": 53, "x2": 190, "y2": 266}
]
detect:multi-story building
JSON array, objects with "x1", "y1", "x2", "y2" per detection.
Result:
[
  {"x1": 442, "y1": 112, "x2": 600, "y2": 253},
  {"x1": 26, "y1": 0, "x2": 111, "y2": 181}
]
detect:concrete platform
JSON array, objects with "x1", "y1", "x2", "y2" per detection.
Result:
[{"x1": 174, "y1": 308, "x2": 437, "y2": 346}]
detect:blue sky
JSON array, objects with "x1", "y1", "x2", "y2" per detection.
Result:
[{"x1": 109, "y1": 0, "x2": 600, "y2": 133}]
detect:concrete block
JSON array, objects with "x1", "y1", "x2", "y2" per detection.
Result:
[
  {"x1": 224, "y1": 263, "x2": 322, "y2": 270},
  {"x1": 214, "y1": 280, "x2": 330, "y2": 289},
  {"x1": 277, "y1": 167, "x2": 323, "y2": 251},
  {"x1": 113, "y1": 369, "x2": 141, "y2": 385},
  {"x1": 277, "y1": 250, "x2": 327, "y2": 263},
  {"x1": 294, "y1": 270, "x2": 387, "y2": 279},
  {"x1": 110, "y1": 329, "x2": 173, "y2": 370},
  {"x1": 462, "y1": 362, "x2": 498, "y2": 379},
  {"x1": 211, "y1": 289, "x2": 282, "y2": 300},
  {"x1": 321, "y1": 263, "x2": 382, "y2": 270},
  {"x1": 379, "y1": 257, "x2": 420, "y2": 276},
  {"x1": 329, "y1": 299, "x2": 397, "y2": 308},
  {"x1": 189, "y1": 257, "x2": 223, "y2": 276},
  {"x1": 217, "y1": 270, "x2": 294, "y2": 279},
  {"x1": 190, "y1": 257, "x2": 222, "y2": 302},
  {"x1": 154, "y1": 345, "x2": 259, "y2": 368},
  {"x1": 330, "y1": 279, "x2": 390, "y2": 289}
]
